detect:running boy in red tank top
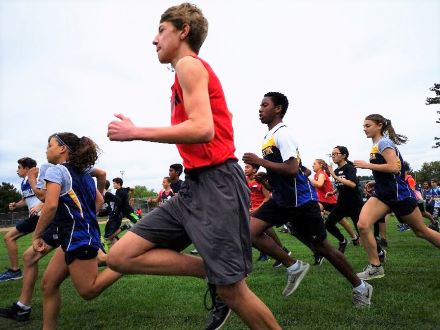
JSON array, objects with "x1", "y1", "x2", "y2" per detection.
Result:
[{"x1": 107, "y1": 3, "x2": 280, "y2": 330}]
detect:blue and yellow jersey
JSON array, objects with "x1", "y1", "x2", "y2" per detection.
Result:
[
  {"x1": 369, "y1": 137, "x2": 414, "y2": 201},
  {"x1": 262, "y1": 123, "x2": 316, "y2": 207},
  {"x1": 44, "y1": 163, "x2": 101, "y2": 252}
]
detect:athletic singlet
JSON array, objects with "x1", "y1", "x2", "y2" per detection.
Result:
[
  {"x1": 405, "y1": 174, "x2": 416, "y2": 190},
  {"x1": 170, "y1": 56, "x2": 236, "y2": 170},
  {"x1": 314, "y1": 171, "x2": 337, "y2": 204},
  {"x1": 45, "y1": 163, "x2": 101, "y2": 252},
  {"x1": 21, "y1": 177, "x2": 41, "y2": 211},
  {"x1": 247, "y1": 179, "x2": 266, "y2": 210},
  {"x1": 159, "y1": 189, "x2": 174, "y2": 203},
  {"x1": 262, "y1": 123, "x2": 316, "y2": 207},
  {"x1": 431, "y1": 187, "x2": 440, "y2": 207},
  {"x1": 369, "y1": 137, "x2": 414, "y2": 201}
]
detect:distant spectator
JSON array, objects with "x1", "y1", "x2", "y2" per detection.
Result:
[{"x1": 430, "y1": 179, "x2": 440, "y2": 222}]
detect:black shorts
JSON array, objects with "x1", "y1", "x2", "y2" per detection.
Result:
[
  {"x1": 254, "y1": 199, "x2": 327, "y2": 244},
  {"x1": 131, "y1": 160, "x2": 252, "y2": 285},
  {"x1": 320, "y1": 202, "x2": 336, "y2": 213},
  {"x1": 377, "y1": 197, "x2": 418, "y2": 217},
  {"x1": 426, "y1": 203, "x2": 434, "y2": 215},
  {"x1": 417, "y1": 201, "x2": 426, "y2": 213},
  {"x1": 15, "y1": 215, "x2": 40, "y2": 234},
  {"x1": 65, "y1": 245, "x2": 98, "y2": 265},
  {"x1": 104, "y1": 213, "x2": 123, "y2": 238},
  {"x1": 327, "y1": 203, "x2": 362, "y2": 225}
]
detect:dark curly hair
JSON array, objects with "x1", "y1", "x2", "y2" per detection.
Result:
[{"x1": 49, "y1": 132, "x2": 100, "y2": 172}]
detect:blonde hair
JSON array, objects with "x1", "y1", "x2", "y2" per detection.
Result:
[{"x1": 315, "y1": 159, "x2": 330, "y2": 176}]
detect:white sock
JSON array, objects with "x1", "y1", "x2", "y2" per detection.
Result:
[
  {"x1": 287, "y1": 261, "x2": 300, "y2": 272},
  {"x1": 17, "y1": 301, "x2": 31, "y2": 310},
  {"x1": 353, "y1": 281, "x2": 366, "y2": 292}
]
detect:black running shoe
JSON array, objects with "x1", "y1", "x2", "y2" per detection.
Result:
[
  {"x1": 338, "y1": 239, "x2": 348, "y2": 253},
  {"x1": 378, "y1": 249, "x2": 387, "y2": 264},
  {"x1": 428, "y1": 222, "x2": 439, "y2": 232},
  {"x1": 257, "y1": 254, "x2": 269, "y2": 262},
  {"x1": 204, "y1": 284, "x2": 231, "y2": 330},
  {"x1": 352, "y1": 236, "x2": 360, "y2": 246},
  {"x1": 119, "y1": 223, "x2": 132, "y2": 232},
  {"x1": 313, "y1": 254, "x2": 324, "y2": 266},
  {"x1": 379, "y1": 238, "x2": 388, "y2": 248},
  {"x1": 0, "y1": 303, "x2": 31, "y2": 322}
]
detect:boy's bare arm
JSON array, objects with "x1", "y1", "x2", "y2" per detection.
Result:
[{"x1": 107, "y1": 57, "x2": 214, "y2": 144}]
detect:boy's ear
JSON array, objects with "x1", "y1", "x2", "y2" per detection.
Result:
[{"x1": 180, "y1": 24, "x2": 190, "y2": 40}]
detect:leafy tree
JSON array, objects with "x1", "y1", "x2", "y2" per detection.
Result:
[
  {"x1": 426, "y1": 83, "x2": 440, "y2": 148},
  {"x1": 358, "y1": 175, "x2": 374, "y2": 182},
  {"x1": 0, "y1": 182, "x2": 21, "y2": 212},
  {"x1": 414, "y1": 161, "x2": 440, "y2": 183},
  {"x1": 133, "y1": 185, "x2": 157, "y2": 199}
]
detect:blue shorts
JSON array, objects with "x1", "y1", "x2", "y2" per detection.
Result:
[
  {"x1": 15, "y1": 215, "x2": 39, "y2": 234},
  {"x1": 65, "y1": 245, "x2": 98, "y2": 265},
  {"x1": 41, "y1": 223, "x2": 62, "y2": 249}
]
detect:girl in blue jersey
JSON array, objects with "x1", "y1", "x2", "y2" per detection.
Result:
[
  {"x1": 32, "y1": 132, "x2": 121, "y2": 330},
  {"x1": 354, "y1": 114, "x2": 440, "y2": 281}
]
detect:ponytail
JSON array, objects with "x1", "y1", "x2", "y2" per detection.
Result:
[
  {"x1": 316, "y1": 159, "x2": 330, "y2": 176},
  {"x1": 365, "y1": 114, "x2": 408, "y2": 145},
  {"x1": 334, "y1": 145, "x2": 352, "y2": 165}
]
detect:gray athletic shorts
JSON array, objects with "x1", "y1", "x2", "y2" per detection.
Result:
[{"x1": 131, "y1": 160, "x2": 252, "y2": 285}]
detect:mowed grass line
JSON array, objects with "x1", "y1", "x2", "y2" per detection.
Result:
[{"x1": 0, "y1": 216, "x2": 439, "y2": 329}]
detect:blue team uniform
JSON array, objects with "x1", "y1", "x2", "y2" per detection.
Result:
[
  {"x1": 369, "y1": 137, "x2": 415, "y2": 202},
  {"x1": 45, "y1": 163, "x2": 101, "y2": 254},
  {"x1": 254, "y1": 123, "x2": 326, "y2": 244},
  {"x1": 262, "y1": 123, "x2": 317, "y2": 207}
]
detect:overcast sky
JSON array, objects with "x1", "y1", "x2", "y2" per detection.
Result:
[{"x1": 1, "y1": 0, "x2": 439, "y2": 193}]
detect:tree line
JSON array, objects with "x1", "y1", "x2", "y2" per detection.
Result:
[{"x1": 1, "y1": 161, "x2": 439, "y2": 213}]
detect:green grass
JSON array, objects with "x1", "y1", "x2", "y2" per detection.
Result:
[{"x1": 0, "y1": 216, "x2": 439, "y2": 329}]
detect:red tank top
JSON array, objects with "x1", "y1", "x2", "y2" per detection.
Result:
[
  {"x1": 314, "y1": 171, "x2": 337, "y2": 204},
  {"x1": 247, "y1": 178, "x2": 266, "y2": 210},
  {"x1": 170, "y1": 56, "x2": 237, "y2": 169}
]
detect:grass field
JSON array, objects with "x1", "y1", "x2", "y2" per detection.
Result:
[{"x1": 0, "y1": 216, "x2": 439, "y2": 330}]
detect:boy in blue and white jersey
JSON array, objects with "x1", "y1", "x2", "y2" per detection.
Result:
[
  {"x1": 0, "y1": 158, "x2": 43, "y2": 282},
  {"x1": 243, "y1": 92, "x2": 372, "y2": 307}
]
